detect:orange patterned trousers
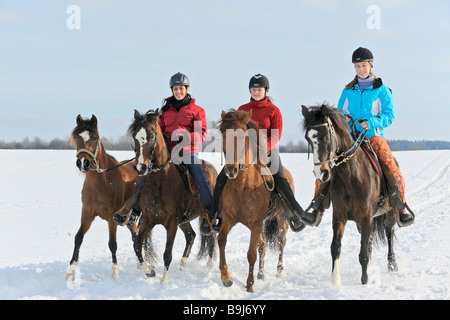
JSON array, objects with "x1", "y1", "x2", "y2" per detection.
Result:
[{"x1": 314, "y1": 136, "x2": 406, "y2": 203}]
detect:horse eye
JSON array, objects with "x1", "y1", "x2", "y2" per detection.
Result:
[{"x1": 322, "y1": 135, "x2": 329, "y2": 142}]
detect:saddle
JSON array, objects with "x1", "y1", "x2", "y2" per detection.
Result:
[{"x1": 359, "y1": 137, "x2": 403, "y2": 217}]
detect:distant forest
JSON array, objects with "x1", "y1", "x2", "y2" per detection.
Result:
[{"x1": 0, "y1": 135, "x2": 449, "y2": 152}]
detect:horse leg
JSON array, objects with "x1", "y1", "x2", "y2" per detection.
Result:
[
  {"x1": 276, "y1": 222, "x2": 287, "y2": 277},
  {"x1": 246, "y1": 225, "x2": 263, "y2": 292},
  {"x1": 359, "y1": 220, "x2": 372, "y2": 285},
  {"x1": 331, "y1": 219, "x2": 346, "y2": 285},
  {"x1": 206, "y1": 234, "x2": 216, "y2": 268},
  {"x1": 218, "y1": 222, "x2": 233, "y2": 287},
  {"x1": 161, "y1": 219, "x2": 178, "y2": 284},
  {"x1": 179, "y1": 222, "x2": 196, "y2": 267},
  {"x1": 387, "y1": 224, "x2": 398, "y2": 272},
  {"x1": 107, "y1": 219, "x2": 120, "y2": 279},
  {"x1": 66, "y1": 209, "x2": 94, "y2": 285},
  {"x1": 134, "y1": 225, "x2": 156, "y2": 278},
  {"x1": 257, "y1": 234, "x2": 266, "y2": 280}
]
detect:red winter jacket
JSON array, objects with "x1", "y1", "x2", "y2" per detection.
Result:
[
  {"x1": 158, "y1": 98, "x2": 207, "y2": 154},
  {"x1": 238, "y1": 98, "x2": 282, "y2": 151}
]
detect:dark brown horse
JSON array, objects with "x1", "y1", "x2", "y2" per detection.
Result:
[
  {"x1": 217, "y1": 109, "x2": 292, "y2": 292},
  {"x1": 67, "y1": 115, "x2": 139, "y2": 282},
  {"x1": 129, "y1": 109, "x2": 218, "y2": 284},
  {"x1": 302, "y1": 104, "x2": 399, "y2": 285}
]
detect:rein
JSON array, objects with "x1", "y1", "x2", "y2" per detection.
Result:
[
  {"x1": 310, "y1": 117, "x2": 367, "y2": 168},
  {"x1": 76, "y1": 141, "x2": 135, "y2": 173},
  {"x1": 144, "y1": 131, "x2": 173, "y2": 173}
]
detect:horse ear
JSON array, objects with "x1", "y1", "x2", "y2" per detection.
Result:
[
  {"x1": 91, "y1": 115, "x2": 97, "y2": 127},
  {"x1": 134, "y1": 109, "x2": 140, "y2": 120},
  {"x1": 320, "y1": 104, "x2": 329, "y2": 117},
  {"x1": 156, "y1": 108, "x2": 162, "y2": 116},
  {"x1": 221, "y1": 110, "x2": 227, "y2": 119},
  {"x1": 301, "y1": 105, "x2": 309, "y2": 118},
  {"x1": 76, "y1": 114, "x2": 83, "y2": 125},
  {"x1": 244, "y1": 110, "x2": 252, "y2": 124}
]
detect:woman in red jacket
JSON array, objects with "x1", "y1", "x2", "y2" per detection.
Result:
[
  {"x1": 114, "y1": 72, "x2": 212, "y2": 226},
  {"x1": 203, "y1": 74, "x2": 305, "y2": 234}
]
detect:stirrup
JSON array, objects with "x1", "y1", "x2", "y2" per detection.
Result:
[
  {"x1": 299, "y1": 199, "x2": 323, "y2": 227},
  {"x1": 397, "y1": 203, "x2": 415, "y2": 227}
]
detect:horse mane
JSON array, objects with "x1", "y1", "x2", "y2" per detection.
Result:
[
  {"x1": 128, "y1": 109, "x2": 161, "y2": 136},
  {"x1": 302, "y1": 103, "x2": 349, "y2": 135},
  {"x1": 219, "y1": 109, "x2": 268, "y2": 160},
  {"x1": 219, "y1": 109, "x2": 260, "y2": 132}
]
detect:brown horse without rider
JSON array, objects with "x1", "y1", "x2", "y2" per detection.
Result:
[
  {"x1": 216, "y1": 109, "x2": 293, "y2": 292},
  {"x1": 67, "y1": 114, "x2": 139, "y2": 282}
]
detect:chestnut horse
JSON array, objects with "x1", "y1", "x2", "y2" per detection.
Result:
[
  {"x1": 217, "y1": 109, "x2": 292, "y2": 292},
  {"x1": 128, "y1": 109, "x2": 218, "y2": 284},
  {"x1": 302, "y1": 104, "x2": 399, "y2": 285},
  {"x1": 67, "y1": 115, "x2": 139, "y2": 282}
]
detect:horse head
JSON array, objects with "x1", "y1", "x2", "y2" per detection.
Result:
[
  {"x1": 71, "y1": 114, "x2": 100, "y2": 173},
  {"x1": 129, "y1": 109, "x2": 163, "y2": 176},
  {"x1": 302, "y1": 103, "x2": 348, "y2": 182},
  {"x1": 219, "y1": 109, "x2": 259, "y2": 179}
]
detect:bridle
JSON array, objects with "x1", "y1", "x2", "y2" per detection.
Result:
[
  {"x1": 137, "y1": 130, "x2": 172, "y2": 174},
  {"x1": 308, "y1": 117, "x2": 367, "y2": 168},
  {"x1": 76, "y1": 140, "x2": 135, "y2": 173},
  {"x1": 223, "y1": 129, "x2": 274, "y2": 191}
]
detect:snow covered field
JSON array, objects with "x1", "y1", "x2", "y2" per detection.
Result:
[{"x1": 0, "y1": 149, "x2": 449, "y2": 300}]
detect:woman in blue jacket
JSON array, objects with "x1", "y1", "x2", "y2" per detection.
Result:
[{"x1": 303, "y1": 47, "x2": 414, "y2": 227}]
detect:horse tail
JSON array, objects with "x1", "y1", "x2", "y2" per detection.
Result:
[
  {"x1": 372, "y1": 214, "x2": 387, "y2": 246},
  {"x1": 263, "y1": 217, "x2": 280, "y2": 252},
  {"x1": 197, "y1": 234, "x2": 216, "y2": 261}
]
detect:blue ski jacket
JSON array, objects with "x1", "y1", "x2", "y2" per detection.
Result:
[{"x1": 337, "y1": 78, "x2": 394, "y2": 139}]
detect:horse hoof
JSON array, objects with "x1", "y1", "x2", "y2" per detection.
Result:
[
  {"x1": 361, "y1": 274, "x2": 368, "y2": 285},
  {"x1": 388, "y1": 261, "x2": 398, "y2": 272},
  {"x1": 146, "y1": 269, "x2": 156, "y2": 278},
  {"x1": 222, "y1": 279, "x2": 233, "y2": 287}
]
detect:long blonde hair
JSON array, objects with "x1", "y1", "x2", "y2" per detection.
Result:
[{"x1": 345, "y1": 61, "x2": 378, "y2": 89}]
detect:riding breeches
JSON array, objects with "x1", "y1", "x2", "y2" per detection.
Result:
[
  {"x1": 183, "y1": 153, "x2": 213, "y2": 212},
  {"x1": 314, "y1": 136, "x2": 406, "y2": 203}
]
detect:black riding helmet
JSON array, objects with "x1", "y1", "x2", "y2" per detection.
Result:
[
  {"x1": 352, "y1": 47, "x2": 374, "y2": 63},
  {"x1": 249, "y1": 73, "x2": 269, "y2": 92},
  {"x1": 170, "y1": 72, "x2": 190, "y2": 87}
]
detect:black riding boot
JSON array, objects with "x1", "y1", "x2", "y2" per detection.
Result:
[
  {"x1": 301, "y1": 181, "x2": 330, "y2": 227},
  {"x1": 273, "y1": 174, "x2": 305, "y2": 232},
  {"x1": 113, "y1": 188, "x2": 142, "y2": 226},
  {"x1": 379, "y1": 161, "x2": 414, "y2": 227},
  {"x1": 202, "y1": 168, "x2": 228, "y2": 234}
]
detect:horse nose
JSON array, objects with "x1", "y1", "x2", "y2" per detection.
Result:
[
  {"x1": 134, "y1": 163, "x2": 148, "y2": 176},
  {"x1": 320, "y1": 169, "x2": 331, "y2": 182},
  {"x1": 76, "y1": 158, "x2": 90, "y2": 172},
  {"x1": 224, "y1": 166, "x2": 238, "y2": 179}
]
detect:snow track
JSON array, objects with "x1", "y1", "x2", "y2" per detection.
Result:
[{"x1": 0, "y1": 150, "x2": 449, "y2": 300}]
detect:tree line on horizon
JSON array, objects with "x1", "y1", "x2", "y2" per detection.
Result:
[{"x1": 0, "y1": 135, "x2": 449, "y2": 152}]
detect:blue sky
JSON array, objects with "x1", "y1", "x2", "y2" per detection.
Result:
[{"x1": 1, "y1": 0, "x2": 449, "y2": 144}]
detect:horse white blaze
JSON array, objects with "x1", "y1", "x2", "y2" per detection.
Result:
[
  {"x1": 79, "y1": 130, "x2": 90, "y2": 143},
  {"x1": 135, "y1": 127, "x2": 147, "y2": 170},
  {"x1": 307, "y1": 129, "x2": 322, "y2": 179}
]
